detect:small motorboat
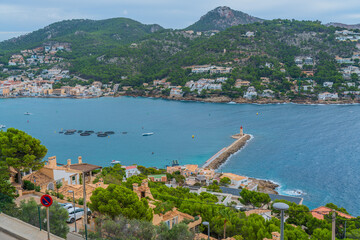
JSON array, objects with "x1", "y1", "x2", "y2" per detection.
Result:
[
  {"x1": 24, "y1": 112, "x2": 32, "y2": 115},
  {"x1": 77, "y1": 130, "x2": 83, "y2": 133},
  {"x1": 105, "y1": 131, "x2": 115, "y2": 135},
  {"x1": 142, "y1": 132, "x2": 154, "y2": 136},
  {"x1": 66, "y1": 129, "x2": 77, "y2": 133},
  {"x1": 64, "y1": 131, "x2": 75, "y2": 135},
  {"x1": 0, "y1": 124, "x2": 6, "y2": 128},
  {"x1": 122, "y1": 132, "x2": 128, "y2": 134},
  {"x1": 111, "y1": 160, "x2": 121, "y2": 164},
  {"x1": 80, "y1": 132, "x2": 91, "y2": 136}
]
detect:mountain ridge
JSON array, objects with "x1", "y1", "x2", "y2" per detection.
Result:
[{"x1": 186, "y1": 6, "x2": 263, "y2": 31}]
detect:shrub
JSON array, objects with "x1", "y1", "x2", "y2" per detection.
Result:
[
  {"x1": 23, "y1": 180, "x2": 35, "y2": 190},
  {"x1": 35, "y1": 186, "x2": 40, "y2": 192},
  {"x1": 78, "y1": 198, "x2": 84, "y2": 205}
]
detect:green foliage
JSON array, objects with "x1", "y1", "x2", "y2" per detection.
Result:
[
  {"x1": 13, "y1": 199, "x2": 69, "y2": 238},
  {"x1": 240, "y1": 189, "x2": 271, "y2": 208},
  {"x1": 89, "y1": 184, "x2": 153, "y2": 221},
  {"x1": 157, "y1": 222, "x2": 194, "y2": 240},
  {"x1": 23, "y1": 180, "x2": 35, "y2": 190},
  {"x1": 137, "y1": 165, "x2": 165, "y2": 175},
  {"x1": 88, "y1": 215, "x2": 194, "y2": 240},
  {"x1": 0, "y1": 128, "x2": 47, "y2": 186},
  {"x1": 77, "y1": 198, "x2": 84, "y2": 205},
  {"x1": 206, "y1": 182, "x2": 222, "y2": 192},
  {"x1": 325, "y1": 202, "x2": 349, "y2": 214},
  {"x1": 186, "y1": 7, "x2": 263, "y2": 31},
  {"x1": 220, "y1": 177, "x2": 231, "y2": 186},
  {"x1": 154, "y1": 201, "x2": 175, "y2": 214}
]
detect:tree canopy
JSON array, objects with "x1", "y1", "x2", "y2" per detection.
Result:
[{"x1": 89, "y1": 184, "x2": 153, "y2": 221}]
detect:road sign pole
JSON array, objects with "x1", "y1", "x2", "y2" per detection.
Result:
[
  {"x1": 47, "y1": 207, "x2": 50, "y2": 240},
  {"x1": 38, "y1": 206, "x2": 41, "y2": 231}
]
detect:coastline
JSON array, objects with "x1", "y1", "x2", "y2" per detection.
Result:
[
  {"x1": 2, "y1": 92, "x2": 360, "y2": 105},
  {"x1": 203, "y1": 132, "x2": 280, "y2": 194},
  {"x1": 120, "y1": 92, "x2": 360, "y2": 105}
]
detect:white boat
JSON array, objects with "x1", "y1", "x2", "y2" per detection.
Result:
[
  {"x1": 111, "y1": 160, "x2": 121, "y2": 164},
  {"x1": 142, "y1": 132, "x2": 154, "y2": 136},
  {"x1": 0, "y1": 124, "x2": 6, "y2": 128},
  {"x1": 24, "y1": 112, "x2": 32, "y2": 115}
]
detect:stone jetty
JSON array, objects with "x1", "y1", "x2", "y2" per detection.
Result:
[{"x1": 203, "y1": 130, "x2": 251, "y2": 170}]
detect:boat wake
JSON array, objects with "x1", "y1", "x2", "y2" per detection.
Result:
[{"x1": 282, "y1": 189, "x2": 305, "y2": 196}]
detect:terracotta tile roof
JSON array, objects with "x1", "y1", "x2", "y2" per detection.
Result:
[
  {"x1": 125, "y1": 166, "x2": 137, "y2": 170},
  {"x1": 23, "y1": 171, "x2": 53, "y2": 186},
  {"x1": 185, "y1": 165, "x2": 198, "y2": 172},
  {"x1": 310, "y1": 206, "x2": 355, "y2": 220},
  {"x1": 69, "y1": 163, "x2": 101, "y2": 172},
  {"x1": 221, "y1": 173, "x2": 247, "y2": 181}
]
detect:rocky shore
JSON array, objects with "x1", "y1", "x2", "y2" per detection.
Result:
[{"x1": 249, "y1": 178, "x2": 279, "y2": 194}]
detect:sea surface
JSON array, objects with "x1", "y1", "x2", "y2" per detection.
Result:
[{"x1": 1, "y1": 97, "x2": 359, "y2": 216}]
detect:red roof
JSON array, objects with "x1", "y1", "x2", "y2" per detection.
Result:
[
  {"x1": 126, "y1": 166, "x2": 137, "y2": 170},
  {"x1": 310, "y1": 206, "x2": 355, "y2": 220}
]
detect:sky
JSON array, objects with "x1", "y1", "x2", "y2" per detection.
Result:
[{"x1": 1, "y1": 0, "x2": 360, "y2": 41}]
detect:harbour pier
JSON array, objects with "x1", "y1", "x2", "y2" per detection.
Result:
[{"x1": 203, "y1": 126, "x2": 251, "y2": 170}]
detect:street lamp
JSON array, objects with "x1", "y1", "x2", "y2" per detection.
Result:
[
  {"x1": 273, "y1": 202, "x2": 289, "y2": 240},
  {"x1": 202, "y1": 221, "x2": 210, "y2": 240},
  {"x1": 68, "y1": 190, "x2": 76, "y2": 233}
]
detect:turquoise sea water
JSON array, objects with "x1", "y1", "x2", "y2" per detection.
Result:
[{"x1": 1, "y1": 97, "x2": 359, "y2": 216}]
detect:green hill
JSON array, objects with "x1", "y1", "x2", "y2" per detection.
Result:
[
  {"x1": 186, "y1": 6, "x2": 263, "y2": 31},
  {"x1": 0, "y1": 18, "x2": 163, "y2": 53}
]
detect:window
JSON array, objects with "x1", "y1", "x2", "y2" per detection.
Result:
[{"x1": 165, "y1": 221, "x2": 170, "y2": 228}]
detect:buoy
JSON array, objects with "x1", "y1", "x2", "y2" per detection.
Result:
[
  {"x1": 192, "y1": 135, "x2": 195, "y2": 139},
  {"x1": 256, "y1": 112, "x2": 259, "y2": 115},
  {"x1": 27, "y1": 120, "x2": 29, "y2": 123}
]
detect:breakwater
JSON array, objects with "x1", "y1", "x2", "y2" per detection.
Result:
[{"x1": 203, "y1": 133, "x2": 251, "y2": 169}]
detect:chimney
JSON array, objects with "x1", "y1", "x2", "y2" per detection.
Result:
[
  {"x1": 78, "y1": 156, "x2": 82, "y2": 164},
  {"x1": 47, "y1": 156, "x2": 57, "y2": 168},
  {"x1": 67, "y1": 159, "x2": 71, "y2": 166}
]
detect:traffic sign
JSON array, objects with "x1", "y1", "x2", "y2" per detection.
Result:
[{"x1": 40, "y1": 194, "x2": 53, "y2": 207}]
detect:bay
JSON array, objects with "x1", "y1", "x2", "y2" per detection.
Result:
[{"x1": 1, "y1": 97, "x2": 359, "y2": 216}]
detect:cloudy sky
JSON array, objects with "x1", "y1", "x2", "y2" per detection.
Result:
[{"x1": 1, "y1": 0, "x2": 360, "y2": 41}]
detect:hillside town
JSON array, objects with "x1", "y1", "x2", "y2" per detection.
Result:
[{"x1": 2, "y1": 46, "x2": 360, "y2": 103}]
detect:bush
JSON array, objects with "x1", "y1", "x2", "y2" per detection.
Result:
[
  {"x1": 78, "y1": 198, "x2": 84, "y2": 205},
  {"x1": 35, "y1": 186, "x2": 40, "y2": 192},
  {"x1": 23, "y1": 180, "x2": 35, "y2": 190},
  {"x1": 58, "y1": 193, "x2": 64, "y2": 200}
]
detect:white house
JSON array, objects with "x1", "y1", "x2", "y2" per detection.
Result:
[
  {"x1": 323, "y1": 82, "x2": 334, "y2": 88},
  {"x1": 261, "y1": 89, "x2": 275, "y2": 98},
  {"x1": 122, "y1": 165, "x2": 141, "y2": 178},
  {"x1": 318, "y1": 92, "x2": 339, "y2": 101},
  {"x1": 243, "y1": 86, "x2": 257, "y2": 99}
]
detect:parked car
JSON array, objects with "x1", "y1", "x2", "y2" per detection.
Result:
[
  {"x1": 66, "y1": 207, "x2": 92, "y2": 223},
  {"x1": 60, "y1": 203, "x2": 74, "y2": 210}
]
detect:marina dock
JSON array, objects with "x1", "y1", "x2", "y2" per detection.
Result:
[{"x1": 203, "y1": 132, "x2": 251, "y2": 170}]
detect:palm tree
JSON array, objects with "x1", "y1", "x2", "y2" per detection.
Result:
[{"x1": 219, "y1": 208, "x2": 232, "y2": 239}]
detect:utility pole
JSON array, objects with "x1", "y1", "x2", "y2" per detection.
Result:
[
  {"x1": 83, "y1": 172, "x2": 88, "y2": 240},
  {"x1": 344, "y1": 220, "x2": 347, "y2": 239},
  {"x1": 332, "y1": 210, "x2": 336, "y2": 240}
]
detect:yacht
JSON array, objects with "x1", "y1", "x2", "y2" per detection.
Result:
[
  {"x1": 142, "y1": 132, "x2": 154, "y2": 136},
  {"x1": 24, "y1": 112, "x2": 32, "y2": 115},
  {"x1": 111, "y1": 160, "x2": 120, "y2": 164},
  {"x1": 0, "y1": 124, "x2": 6, "y2": 129}
]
